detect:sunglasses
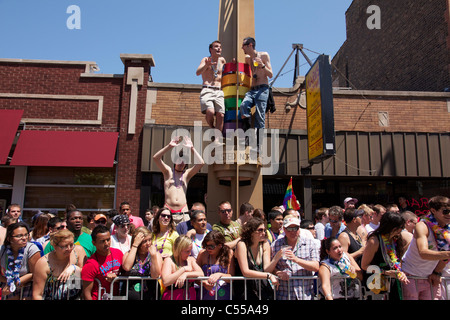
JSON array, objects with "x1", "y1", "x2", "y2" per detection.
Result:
[
  {"x1": 220, "y1": 209, "x2": 232, "y2": 214},
  {"x1": 285, "y1": 226, "x2": 299, "y2": 232},
  {"x1": 442, "y1": 209, "x2": 450, "y2": 215},
  {"x1": 160, "y1": 213, "x2": 171, "y2": 219},
  {"x1": 204, "y1": 244, "x2": 217, "y2": 250}
]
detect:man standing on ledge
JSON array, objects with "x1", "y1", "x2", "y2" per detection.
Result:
[
  {"x1": 153, "y1": 136, "x2": 205, "y2": 226},
  {"x1": 240, "y1": 37, "x2": 273, "y2": 131},
  {"x1": 196, "y1": 40, "x2": 226, "y2": 139}
]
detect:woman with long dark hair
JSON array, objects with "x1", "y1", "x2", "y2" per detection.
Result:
[
  {"x1": 0, "y1": 222, "x2": 41, "y2": 300},
  {"x1": 151, "y1": 207, "x2": 179, "y2": 258},
  {"x1": 196, "y1": 230, "x2": 234, "y2": 300},
  {"x1": 361, "y1": 211, "x2": 409, "y2": 299},
  {"x1": 234, "y1": 217, "x2": 280, "y2": 300}
]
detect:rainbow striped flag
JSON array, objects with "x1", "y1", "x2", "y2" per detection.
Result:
[{"x1": 283, "y1": 177, "x2": 300, "y2": 211}]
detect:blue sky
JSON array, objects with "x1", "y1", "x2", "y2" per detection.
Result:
[{"x1": 0, "y1": 0, "x2": 353, "y2": 88}]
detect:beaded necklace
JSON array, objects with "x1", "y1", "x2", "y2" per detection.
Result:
[{"x1": 155, "y1": 231, "x2": 170, "y2": 254}]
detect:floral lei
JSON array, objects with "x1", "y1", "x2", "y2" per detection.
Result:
[
  {"x1": 380, "y1": 234, "x2": 403, "y2": 273},
  {"x1": 422, "y1": 213, "x2": 450, "y2": 252}
]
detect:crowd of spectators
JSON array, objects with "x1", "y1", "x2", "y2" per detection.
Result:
[{"x1": 0, "y1": 195, "x2": 448, "y2": 301}]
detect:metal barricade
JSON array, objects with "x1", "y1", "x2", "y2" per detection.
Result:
[
  {"x1": 442, "y1": 276, "x2": 450, "y2": 300},
  {"x1": 95, "y1": 274, "x2": 362, "y2": 301}
]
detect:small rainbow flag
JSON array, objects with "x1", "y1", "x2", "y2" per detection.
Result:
[{"x1": 283, "y1": 177, "x2": 300, "y2": 211}]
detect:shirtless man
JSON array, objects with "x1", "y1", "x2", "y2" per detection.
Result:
[
  {"x1": 196, "y1": 40, "x2": 226, "y2": 137},
  {"x1": 240, "y1": 37, "x2": 273, "y2": 131},
  {"x1": 152, "y1": 136, "x2": 204, "y2": 226}
]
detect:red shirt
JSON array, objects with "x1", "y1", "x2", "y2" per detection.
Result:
[{"x1": 81, "y1": 248, "x2": 123, "y2": 300}]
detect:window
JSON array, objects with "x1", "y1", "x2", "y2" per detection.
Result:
[{"x1": 23, "y1": 167, "x2": 115, "y2": 220}]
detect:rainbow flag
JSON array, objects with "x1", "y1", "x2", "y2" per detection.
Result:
[{"x1": 283, "y1": 177, "x2": 300, "y2": 211}]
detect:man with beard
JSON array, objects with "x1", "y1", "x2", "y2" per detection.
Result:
[{"x1": 44, "y1": 209, "x2": 96, "y2": 257}]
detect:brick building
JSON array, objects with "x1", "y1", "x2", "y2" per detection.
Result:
[
  {"x1": 0, "y1": 51, "x2": 449, "y2": 222},
  {"x1": 332, "y1": 0, "x2": 450, "y2": 92}
]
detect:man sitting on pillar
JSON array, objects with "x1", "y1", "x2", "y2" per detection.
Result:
[
  {"x1": 196, "y1": 40, "x2": 226, "y2": 143},
  {"x1": 239, "y1": 37, "x2": 273, "y2": 145}
]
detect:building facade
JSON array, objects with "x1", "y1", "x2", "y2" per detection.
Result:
[
  {"x1": 0, "y1": 53, "x2": 449, "y2": 223},
  {"x1": 332, "y1": 0, "x2": 450, "y2": 92}
]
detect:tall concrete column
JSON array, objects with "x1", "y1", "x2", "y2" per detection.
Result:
[{"x1": 207, "y1": 0, "x2": 262, "y2": 224}]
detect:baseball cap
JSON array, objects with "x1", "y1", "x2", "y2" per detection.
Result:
[
  {"x1": 94, "y1": 214, "x2": 107, "y2": 221},
  {"x1": 344, "y1": 197, "x2": 358, "y2": 205},
  {"x1": 283, "y1": 216, "x2": 300, "y2": 228}
]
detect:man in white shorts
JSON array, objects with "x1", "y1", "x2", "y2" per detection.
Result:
[{"x1": 196, "y1": 40, "x2": 226, "y2": 139}]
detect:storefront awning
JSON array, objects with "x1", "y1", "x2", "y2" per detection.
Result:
[
  {"x1": 10, "y1": 131, "x2": 118, "y2": 167},
  {"x1": 0, "y1": 110, "x2": 23, "y2": 164}
]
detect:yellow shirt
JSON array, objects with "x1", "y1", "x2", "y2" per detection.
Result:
[{"x1": 152, "y1": 230, "x2": 179, "y2": 256}]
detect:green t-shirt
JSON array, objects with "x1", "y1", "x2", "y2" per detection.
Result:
[
  {"x1": 44, "y1": 232, "x2": 96, "y2": 257},
  {"x1": 213, "y1": 220, "x2": 241, "y2": 243}
]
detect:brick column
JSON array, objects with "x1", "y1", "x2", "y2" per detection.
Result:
[{"x1": 116, "y1": 54, "x2": 155, "y2": 216}]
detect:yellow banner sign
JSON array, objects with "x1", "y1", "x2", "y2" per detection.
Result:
[{"x1": 306, "y1": 61, "x2": 323, "y2": 161}]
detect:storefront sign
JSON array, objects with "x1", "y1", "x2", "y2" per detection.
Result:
[{"x1": 305, "y1": 55, "x2": 335, "y2": 164}]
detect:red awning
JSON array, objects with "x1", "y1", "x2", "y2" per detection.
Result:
[
  {"x1": 10, "y1": 131, "x2": 118, "y2": 167},
  {"x1": 0, "y1": 110, "x2": 23, "y2": 164}
]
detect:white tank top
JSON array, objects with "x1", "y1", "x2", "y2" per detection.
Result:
[{"x1": 401, "y1": 224, "x2": 439, "y2": 277}]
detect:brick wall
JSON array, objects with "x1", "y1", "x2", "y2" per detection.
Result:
[
  {"x1": 0, "y1": 61, "x2": 123, "y2": 132},
  {"x1": 149, "y1": 84, "x2": 450, "y2": 134},
  {"x1": 332, "y1": 0, "x2": 450, "y2": 92}
]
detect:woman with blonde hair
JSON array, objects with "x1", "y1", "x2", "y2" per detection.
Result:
[
  {"x1": 32, "y1": 229, "x2": 86, "y2": 300},
  {"x1": 122, "y1": 227, "x2": 163, "y2": 300},
  {"x1": 160, "y1": 235, "x2": 203, "y2": 300},
  {"x1": 357, "y1": 204, "x2": 374, "y2": 231}
]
